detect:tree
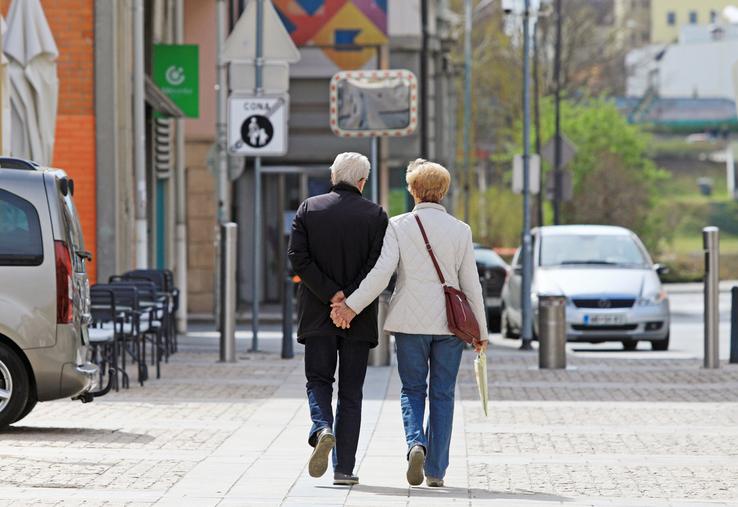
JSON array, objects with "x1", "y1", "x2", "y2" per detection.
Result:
[{"x1": 538, "y1": 98, "x2": 669, "y2": 249}]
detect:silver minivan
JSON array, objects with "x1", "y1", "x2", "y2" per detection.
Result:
[{"x1": 0, "y1": 159, "x2": 98, "y2": 428}]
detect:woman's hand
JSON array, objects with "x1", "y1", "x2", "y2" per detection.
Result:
[
  {"x1": 331, "y1": 301, "x2": 356, "y2": 329},
  {"x1": 473, "y1": 338, "x2": 488, "y2": 354}
]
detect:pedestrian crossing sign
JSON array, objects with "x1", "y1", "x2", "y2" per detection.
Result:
[{"x1": 228, "y1": 94, "x2": 289, "y2": 157}]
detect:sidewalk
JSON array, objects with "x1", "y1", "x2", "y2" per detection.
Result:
[{"x1": 1, "y1": 327, "x2": 738, "y2": 506}]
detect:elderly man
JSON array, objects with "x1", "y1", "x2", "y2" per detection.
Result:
[{"x1": 288, "y1": 152, "x2": 388, "y2": 486}]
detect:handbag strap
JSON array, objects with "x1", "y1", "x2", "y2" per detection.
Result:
[{"x1": 414, "y1": 214, "x2": 446, "y2": 286}]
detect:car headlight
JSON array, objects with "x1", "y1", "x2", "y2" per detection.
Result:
[{"x1": 638, "y1": 289, "x2": 667, "y2": 306}]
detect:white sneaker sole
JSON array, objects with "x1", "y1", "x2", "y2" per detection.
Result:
[
  {"x1": 308, "y1": 432, "x2": 336, "y2": 478},
  {"x1": 406, "y1": 447, "x2": 425, "y2": 486}
]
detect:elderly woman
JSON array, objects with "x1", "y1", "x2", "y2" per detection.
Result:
[{"x1": 331, "y1": 159, "x2": 487, "y2": 487}]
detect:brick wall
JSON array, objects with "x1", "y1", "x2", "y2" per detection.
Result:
[{"x1": 2, "y1": 0, "x2": 97, "y2": 281}]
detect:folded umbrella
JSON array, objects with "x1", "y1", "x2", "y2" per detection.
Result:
[{"x1": 474, "y1": 351, "x2": 488, "y2": 416}]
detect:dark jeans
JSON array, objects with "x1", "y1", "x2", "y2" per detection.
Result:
[
  {"x1": 304, "y1": 335, "x2": 370, "y2": 475},
  {"x1": 394, "y1": 333, "x2": 464, "y2": 479}
]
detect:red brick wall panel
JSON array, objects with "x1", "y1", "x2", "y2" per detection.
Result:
[{"x1": 2, "y1": 1, "x2": 97, "y2": 281}]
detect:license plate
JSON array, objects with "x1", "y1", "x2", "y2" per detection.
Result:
[{"x1": 583, "y1": 313, "x2": 625, "y2": 325}]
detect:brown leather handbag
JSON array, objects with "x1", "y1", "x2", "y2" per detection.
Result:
[{"x1": 414, "y1": 214, "x2": 481, "y2": 344}]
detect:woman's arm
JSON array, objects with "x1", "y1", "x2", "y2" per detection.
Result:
[
  {"x1": 343, "y1": 223, "x2": 400, "y2": 315},
  {"x1": 458, "y1": 226, "x2": 488, "y2": 340}
]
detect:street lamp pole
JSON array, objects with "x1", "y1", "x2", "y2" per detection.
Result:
[
  {"x1": 463, "y1": 0, "x2": 472, "y2": 224},
  {"x1": 520, "y1": 0, "x2": 534, "y2": 350},
  {"x1": 553, "y1": 0, "x2": 562, "y2": 225}
]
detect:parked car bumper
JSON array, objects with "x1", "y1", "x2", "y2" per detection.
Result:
[
  {"x1": 25, "y1": 324, "x2": 95, "y2": 401},
  {"x1": 564, "y1": 300, "x2": 670, "y2": 341}
]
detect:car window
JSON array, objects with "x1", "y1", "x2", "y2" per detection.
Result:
[
  {"x1": 474, "y1": 248, "x2": 506, "y2": 267},
  {"x1": 540, "y1": 234, "x2": 648, "y2": 267},
  {"x1": 0, "y1": 189, "x2": 43, "y2": 266}
]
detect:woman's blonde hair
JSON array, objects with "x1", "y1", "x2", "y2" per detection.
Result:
[{"x1": 406, "y1": 158, "x2": 451, "y2": 203}]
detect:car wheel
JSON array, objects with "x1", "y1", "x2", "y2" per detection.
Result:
[
  {"x1": 501, "y1": 307, "x2": 519, "y2": 339},
  {"x1": 0, "y1": 344, "x2": 31, "y2": 429},
  {"x1": 11, "y1": 391, "x2": 37, "y2": 425},
  {"x1": 622, "y1": 340, "x2": 638, "y2": 351},
  {"x1": 651, "y1": 332, "x2": 670, "y2": 351}
]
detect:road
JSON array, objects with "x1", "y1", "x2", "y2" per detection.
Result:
[{"x1": 565, "y1": 282, "x2": 735, "y2": 360}]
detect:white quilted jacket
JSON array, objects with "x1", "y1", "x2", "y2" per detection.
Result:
[{"x1": 345, "y1": 202, "x2": 487, "y2": 336}]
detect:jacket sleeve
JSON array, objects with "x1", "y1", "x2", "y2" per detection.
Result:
[
  {"x1": 343, "y1": 209, "x2": 389, "y2": 298},
  {"x1": 344, "y1": 222, "x2": 400, "y2": 315},
  {"x1": 458, "y1": 226, "x2": 488, "y2": 338},
  {"x1": 287, "y1": 201, "x2": 341, "y2": 304}
]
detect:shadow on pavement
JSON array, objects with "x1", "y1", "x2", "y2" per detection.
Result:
[
  {"x1": 1, "y1": 426, "x2": 155, "y2": 443},
  {"x1": 346, "y1": 484, "x2": 568, "y2": 502}
]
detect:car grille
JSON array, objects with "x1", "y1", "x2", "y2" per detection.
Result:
[
  {"x1": 571, "y1": 324, "x2": 638, "y2": 332},
  {"x1": 572, "y1": 298, "x2": 635, "y2": 309}
]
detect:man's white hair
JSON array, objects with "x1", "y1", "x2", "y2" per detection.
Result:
[{"x1": 331, "y1": 152, "x2": 370, "y2": 186}]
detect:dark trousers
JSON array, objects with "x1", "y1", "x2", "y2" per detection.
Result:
[{"x1": 304, "y1": 335, "x2": 370, "y2": 475}]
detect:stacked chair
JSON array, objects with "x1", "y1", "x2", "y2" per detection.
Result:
[{"x1": 87, "y1": 269, "x2": 180, "y2": 391}]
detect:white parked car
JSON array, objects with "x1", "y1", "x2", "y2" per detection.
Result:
[{"x1": 501, "y1": 225, "x2": 670, "y2": 351}]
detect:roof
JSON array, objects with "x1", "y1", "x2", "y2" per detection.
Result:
[
  {"x1": 616, "y1": 96, "x2": 737, "y2": 129},
  {"x1": 537, "y1": 225, "x2": 633, "y2": 236}
]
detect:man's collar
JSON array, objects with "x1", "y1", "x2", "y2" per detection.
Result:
[
  {"x1": 413, "y1": 202, "x2": 446, "y2": 212},
  {"x1": 332, "y1": 182, "x2": 362, "y2": 195}
]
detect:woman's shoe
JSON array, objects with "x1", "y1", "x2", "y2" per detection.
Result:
[
  {"x1": 406, "y1": 445, "x2": 426, "y2": 486},
  {"x1": 426, "y1": 476, "x2": 444, "y2": 487}
]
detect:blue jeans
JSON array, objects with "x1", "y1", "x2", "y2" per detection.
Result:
[
  {"x1": 304, "y1": 335, "x2": 371, "y2": 475},
  {"x1": 394, "y1": 333, "x2": 464, "y2": 479}
]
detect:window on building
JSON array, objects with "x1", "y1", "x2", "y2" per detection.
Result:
[
  {"x1": 689, "y1": 11, "x2": 698, "y2": 24},
  {"x1": 667, "y1": 11, "x2": 676, "y2": 26}
]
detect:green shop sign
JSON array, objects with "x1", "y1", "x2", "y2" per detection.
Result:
[{"x1": 153, "y1": 44, "x2": 199, "y2": 118}]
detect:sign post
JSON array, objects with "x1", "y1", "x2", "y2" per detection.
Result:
[{"x1": 223, "y1": 0, "x2": 299, "y2": 352}]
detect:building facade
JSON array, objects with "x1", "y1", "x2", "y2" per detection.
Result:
[
  {"x1": 183, "y1": 0, "x2": 460, "y2": 314},
  {"x1": 650, "y1": 0, "x2": 734, "y2": 43},
  {"x1": 1, "y1": 0, "x2": 98, "y2": 281}
]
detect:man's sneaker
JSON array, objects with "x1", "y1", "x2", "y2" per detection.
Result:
[
  {"x1": 308, "y1": 428, "x2": 335, "y2": 478},
  {"x1": 426, "y1": 476, "x2": 444, "y2": 487},
  {"x1": 333, "y1": 472, "x2": 359, "y2": 485},
  {"x1": 406, "y1": 445, "x2": 425, "y2": 486}
]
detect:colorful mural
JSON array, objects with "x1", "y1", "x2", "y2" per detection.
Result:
[{"x1": 273, "y1": 0, "x2": 388, "y2": 70}]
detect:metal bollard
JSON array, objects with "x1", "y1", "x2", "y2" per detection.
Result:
[
  {"x1": 219, "y1": 223, "x2": 237, "y2": 363},
  {"x1": 730, "y1": 287, "x2": 738, "y2": 364},
  {"x1": 282, "y1": 273, "x2": 295, "y2": 359},
  {"x1": 538, "y1": 295, "x2": 567, "y2": 369},
  {"x1": 703, "y1": 226, "x2": 720, "y2": 369},
  {"x1": 369, "y1": 290, "x2": 392, "y2": 366}
]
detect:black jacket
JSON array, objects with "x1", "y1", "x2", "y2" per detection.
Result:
[{"x1": 288, "y1": 183, "x2": 388, "y2": 347}]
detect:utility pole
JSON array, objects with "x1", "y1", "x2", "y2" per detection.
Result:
[
  {"x1": 463, "y1": 0, "x2": 472, "y2": 224},
  {"x1": 174, "y1": 0, "x2": 188, "y2": 333},
  {"x1": 520, "y1": 0, "x2": 534, "y2": 350},
  {"x1": 133, "y1": 0, "x2": 147, "y2": 268},
  {"x1": 553, "y1": 0, "x2": 562, "y2": 225},
  {"x1": 216, "y1": 1, "x2": 230, "y2": 224},
  {"x1": 251, "y1": 0, "x2": 265, "y2": 352},
  {"x1": 533, "y1": 17, "x2": 543, "y2": 227}
]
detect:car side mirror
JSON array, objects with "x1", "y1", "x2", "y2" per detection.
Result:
[
  {"x1": 76, "y1": 250, "x2": 93, "y2": 262},
  {"x1": 513, "y1": 265, "x2": 523, "y2": 276},
  {"x1": 654, "y1": 263, "x2": 669, "y2": 276}
]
